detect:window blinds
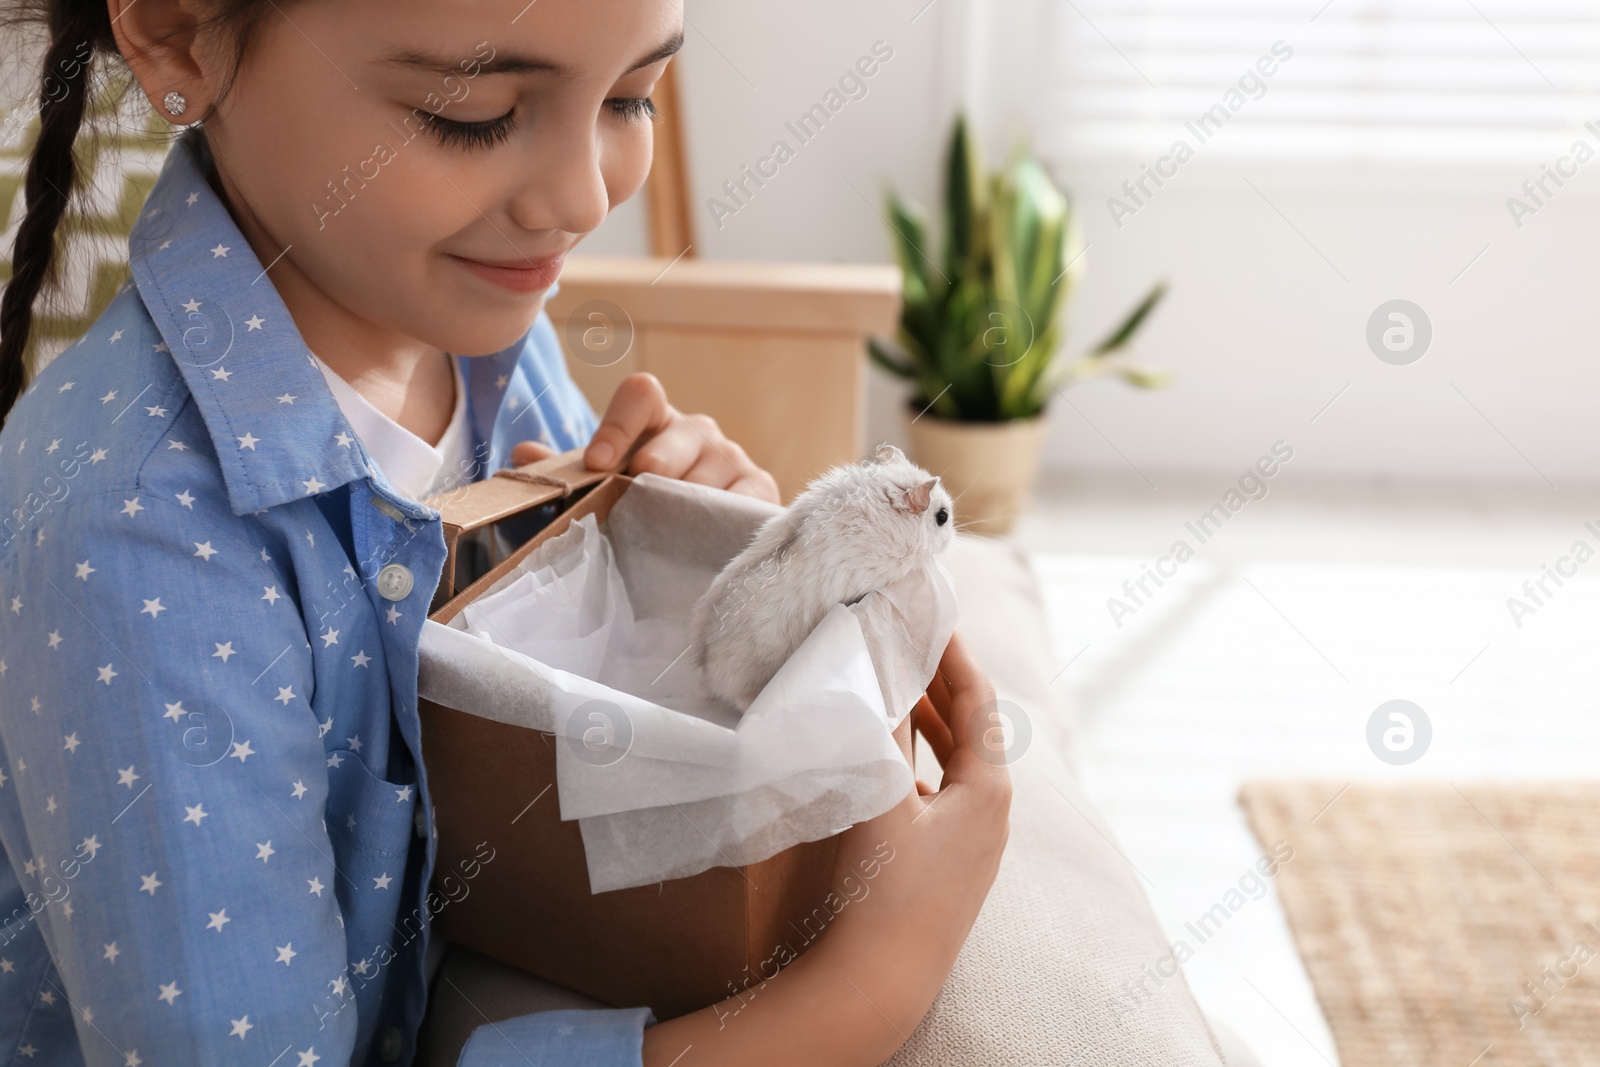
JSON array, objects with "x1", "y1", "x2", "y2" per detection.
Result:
[{"x1": 1032, "y1": 0, "x2": 1600, "y2": 163}]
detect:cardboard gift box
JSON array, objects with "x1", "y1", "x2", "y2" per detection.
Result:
[{"x1": 415, "y1": 450, "x2": 947, "y2": 1021}]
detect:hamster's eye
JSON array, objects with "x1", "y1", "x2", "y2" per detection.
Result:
[{"x1": 935, "y1": 507, "x2": 949, "y2": 526}]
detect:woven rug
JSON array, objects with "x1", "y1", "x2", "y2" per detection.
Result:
[{"x1": 1239, "y1": 782, "x2": 1600, "y2": 1067}]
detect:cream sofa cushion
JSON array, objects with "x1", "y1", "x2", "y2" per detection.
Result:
[
  {"x1": 879, "y1": 536, "x2": 1227, "y2": 1065},
  {"x1": 417, "y1": 535, "x2": 1230, "y2": 1066}
]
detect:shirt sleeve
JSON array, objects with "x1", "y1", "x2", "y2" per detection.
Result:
[
  {"x1": 456, "y1": 1006, "x2": 656, "y2": 1066},
  {"x1": 0, "y1": 489, "x2": 359, "y2": 1064}
]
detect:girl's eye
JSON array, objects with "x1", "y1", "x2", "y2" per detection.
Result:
[
  {"x1": 608, "y1": 97, "x2": 658, "y2": 122},
  {"x1": 421, "y1": 108, "x2": 517, "y2": 151}
]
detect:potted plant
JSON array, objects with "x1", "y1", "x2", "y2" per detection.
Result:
[{"x1": 868, "y1": 114, "x2": 1167, "y2": 534}]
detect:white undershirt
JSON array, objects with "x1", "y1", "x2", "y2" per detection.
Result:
[{"x1": 311, "y1": 353, "x2": 475, "y2": 502}]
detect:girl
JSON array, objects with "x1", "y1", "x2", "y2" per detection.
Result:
[{"x1": 0, "y1": 1, "x2": 1012, "y2": 1064}]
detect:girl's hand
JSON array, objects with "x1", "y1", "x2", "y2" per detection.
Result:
[
  {"x1": 815, "y1": 630, "x2": 1013, "y2": 1043},
  {"x1": 511, "y1": 372, "x2": 781, "y2": 503},
  {"x1": 636, "y1": 630, "x2": 1011, "y2": 1062},
  {"x1": 640, "y1": 631, "x2": 1011, "y2": 1067}
]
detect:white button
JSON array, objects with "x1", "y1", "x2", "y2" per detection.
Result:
[
  {"x1": 380, "y1": 1025, "x2": 403, "y2": 1061},
  {"x1": 376, "y1": 564, "x2": 413, "y2": 601}
]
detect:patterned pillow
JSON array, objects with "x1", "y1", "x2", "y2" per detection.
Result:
[{"x1": 1, "y1": 67, "x2": 172, "y2": 378}]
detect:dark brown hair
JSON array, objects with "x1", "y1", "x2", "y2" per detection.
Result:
[{"x1": 0, "y1": 0, "x2": 274, "y2": 426}]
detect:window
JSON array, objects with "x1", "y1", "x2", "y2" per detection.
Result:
[{"x1": 1032, "y1": 0, "x2": 1600, "y2": 163}]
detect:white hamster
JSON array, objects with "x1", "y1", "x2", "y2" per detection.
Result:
[{"x1": 689, "y1": 444, "x2": 955, "y2": 713}]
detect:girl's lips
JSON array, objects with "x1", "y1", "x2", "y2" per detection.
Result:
[{"x1": 449, "y1": 253, "x2": 565, "y2": 294}]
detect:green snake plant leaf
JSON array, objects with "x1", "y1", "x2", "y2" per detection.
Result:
[
  {"x1": 866, "y1": 336, "x2": 917, "y2": 379},
  {"x1": 1090, "y1": 281, "x2": 1168, "y2": 356},
  {"x1": 992, "y1": 156, "x2": 1072, "y2": 418},
  {"x1": 1011, "y1": 158, "x2": 1067, "y2": 324},
  {"x1": 1041, "y1": 350, "x2": 1170, "y2": 396},
  {"x1": 886, "y1": 190, "x2": 938, "y2": 308},
  {"x1": 947, "y1": 278, "x2": 1005, "y2": 419},
  {"x1": 1054, "y1": 195, "x2": 1088, "y2": 308},
  {"x1": 943, "y1": 114, "x2": 985, "y2": 281},
  {"x1": 884, "y1": 190, "x2": 945, "y2": 377},
  {"x1": 1118, "y1": 364, "x2": 1173, "y2": 389},
  {"x1": 987, "y1": 187, "x2": 1028, "y2": 416},
  {"x1": 1013, "y1": 316, "x2": 1066, "y2": 417}
]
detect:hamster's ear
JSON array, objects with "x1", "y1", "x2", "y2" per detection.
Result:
[
  {"x1": 873, "y1": 443, "x2": 906, "y2": 465},
  {"x1": 894, "y1": 478, "x2": 937, "y2": 514}
]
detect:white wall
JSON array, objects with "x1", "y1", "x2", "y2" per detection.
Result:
[
  {"x1": 1021, "y1": 163, "x2": 1600, "y2": 488},
  {"x1": 584, "y1": 0, "x2": 960, "y2": 262},
  {"x1": 595, "y1": 0, "x2": 1600, "y2": 487},
  {"x1": 579, "y1": 0, "x2": 970, "y2": 462}
]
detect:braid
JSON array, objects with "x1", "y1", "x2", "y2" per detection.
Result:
[
  {"x1": 0, "y1": 1, "x2": 114, "y2": 425},
  {"x1": 0, "y1": 1, "x2": 280, "y2": 428}
]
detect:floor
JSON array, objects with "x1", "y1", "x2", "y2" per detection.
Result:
[{"x1": 1010, "y1": 469, "x2": 1600, "y2": 1067}]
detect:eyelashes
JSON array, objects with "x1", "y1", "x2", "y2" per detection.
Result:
[
  {"x1": 608, "y1": 96, "x2": 658, "y2": 122},
  {"x1": 422, "y1": 108, "x2": 517, "y2": 151},
  {"x1": 420, "y1": 96, "x2": 657, "y2": 151}
]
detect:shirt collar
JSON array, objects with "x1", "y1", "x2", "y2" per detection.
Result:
[
  {"x1": 311, "y1": 350, "x2": 468, "y2": 502},
  {"x1": 127, "y1": 130, "x2": 523, "y2": 517}
]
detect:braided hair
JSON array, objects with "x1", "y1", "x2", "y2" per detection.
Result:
[{"x1": 0, "y1": 0, "x2": 274, "y2": 426}]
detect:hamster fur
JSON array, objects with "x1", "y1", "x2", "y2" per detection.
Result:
[{"x1": 689, "y1": 443, "x2": 954, "y2": 713}]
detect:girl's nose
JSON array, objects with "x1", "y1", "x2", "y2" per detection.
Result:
[{"x1": 507, "y1": 119, "x2": 613, "y2": 237}]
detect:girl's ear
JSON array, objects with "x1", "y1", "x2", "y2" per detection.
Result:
[{"x1": 109, "y1": 0, "x2": 216, "y2": 124}]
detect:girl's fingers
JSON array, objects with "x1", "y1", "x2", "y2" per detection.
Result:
[
  {"x1": 678, "y1": 441, "x2": 741, "y2": 491},
  {"x1": 585, "y1": 375, "x2": 781, "y2": 502},
  {"x1": 928, "y1": 632, "x2": 1007, "y2": 786},
  {"x1": 923, "y1": 661, "x2": 952, "y2": 721},
  {"x1": 726, "y1": 473, "x2": 782, "y2": 504},
  {"x1": 924, "y1": 631, "x2": 975, "y2": 731},
  {"x1": 688, "y1": 432, "x2": 782, "y2": 504},
  {"x1": 940, "y1": 632, "x2": 988, "y2": 712},
  {"x1": 510, "y1": 439, "x2": 556, "y2": 467},
  {"x1": 911, "y1": 693, "x2": 954, "y2": 769},
  {"x1": 585, "y1": 372, "x2": 673, "y2": 470},
  {"x1": 629, "y1": 414, "x2": 702, "y2": 481}
]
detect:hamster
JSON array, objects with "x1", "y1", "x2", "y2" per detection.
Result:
[{"x1": 689, "y1": 443, "x2": 955, "y2": 713}]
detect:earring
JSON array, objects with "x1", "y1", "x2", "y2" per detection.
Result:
[{"x1": 163, "y1": 91, "x2": 187, "y2": 117}]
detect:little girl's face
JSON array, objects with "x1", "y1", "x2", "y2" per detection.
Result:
[{"x1": 158, "y1": 0, "x2": 678, "y2": 356}]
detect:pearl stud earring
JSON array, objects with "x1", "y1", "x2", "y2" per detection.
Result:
[{"x1": 163, "y1": 91, "x2": 187, "y2": 117}]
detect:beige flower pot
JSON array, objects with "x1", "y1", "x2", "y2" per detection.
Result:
[{"x1": 903, "y1": 406, "x2": 1049, "y2": 536}]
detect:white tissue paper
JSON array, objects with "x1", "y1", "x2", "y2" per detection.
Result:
[{"x1": 417, "y1": 472, "x2": 958, "y2": 892}]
